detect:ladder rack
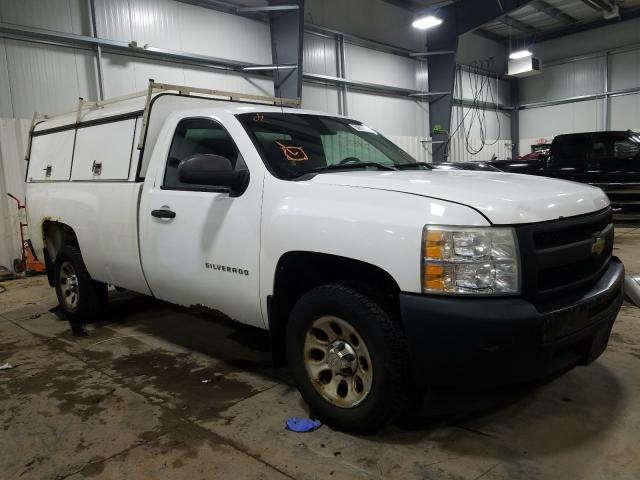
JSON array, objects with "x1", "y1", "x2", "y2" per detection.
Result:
[{"x1": 25, "y1": 79, "x2": 300, "y2": 160}]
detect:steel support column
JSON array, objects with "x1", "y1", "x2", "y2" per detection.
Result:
[
  {"x1": 426, "y1": 8, "x2": 457, "y2": 163},
  {"x1": 337, "y1": 34, "x2": 348, "y2": 116},
  {"x1": 269, "y1": 0, "x2": 304, "y2": 102},
  {"x1": 604, "y1": 52, "x2": 611, "y2": 130},
  {"x1": 426, "y1": 0, "x2": 534, "y2": 162},
  {"x1": 510, "y1": 79, "x2": 520, "y2": 159}
]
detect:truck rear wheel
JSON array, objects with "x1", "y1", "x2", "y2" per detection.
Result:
[
  {"x1": 54, "y1": 245, "x2": 107, "y2": 322},
  {"x1": 286, "y1": 284, "x2": 410, "y2": 433}
]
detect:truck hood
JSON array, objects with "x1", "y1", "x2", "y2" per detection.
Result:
[{"x1": 308, "y1": 170, "x2": 610, "y2": 224}]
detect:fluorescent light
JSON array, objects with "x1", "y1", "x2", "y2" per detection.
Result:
[
  {"x1": 509, "y1": 49, "x2": 533, "y2": 60},
  {"x1": 412, "y1": 15, "x2": 443, "y2": 30}
]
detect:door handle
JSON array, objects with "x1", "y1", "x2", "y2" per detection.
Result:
[{"x1": 151, "y1": 209, "x2": 176, "y2": 219}]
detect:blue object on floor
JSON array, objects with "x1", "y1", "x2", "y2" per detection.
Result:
[{"x1": 286, "y1": 417, "x2": 322, "y2": 432}]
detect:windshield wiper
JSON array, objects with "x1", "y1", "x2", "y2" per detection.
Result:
[
  {"x1": 394, "y1": 162, "x2": 434, "y2": 170},
  {"x1": 295, "y1": 162, "x2": 397, "y2": 178}
]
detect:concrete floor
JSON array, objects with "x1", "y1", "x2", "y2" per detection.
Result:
[{"x1": 1, "y1": 228, "x2": 639, "y2": 480}]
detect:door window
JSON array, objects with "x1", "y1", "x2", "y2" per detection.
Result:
[
  {"x1": 551, "y1": 136, "x2": 589, "y2": 170},
  {"x1": 163, "y1": 117, "x2": 244, "y2": 190},
  {"x1": 591, "y1": 135, "x2": 640, "y2": 160}
]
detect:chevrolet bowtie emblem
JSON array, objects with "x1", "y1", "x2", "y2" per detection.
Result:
[{"x1": 591, "y1": 235, "x2": 605, "y2": 256}]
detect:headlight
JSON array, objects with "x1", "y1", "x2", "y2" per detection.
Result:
[{"x1": 422, "y1": 226, "x2": 520, "y2": 295}]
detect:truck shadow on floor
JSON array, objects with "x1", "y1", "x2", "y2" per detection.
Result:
[{"x1": 50, "y1": 290, "x2": 626, "y2": 451}]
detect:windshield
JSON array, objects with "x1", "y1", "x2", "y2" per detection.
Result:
[{"x1": 237, "y1": 113, "x2": 419, "y2": 179}]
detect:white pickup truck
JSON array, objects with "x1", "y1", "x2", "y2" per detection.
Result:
[{"x1": 25, "y1": 82, "x2": 624, "y2": 433}]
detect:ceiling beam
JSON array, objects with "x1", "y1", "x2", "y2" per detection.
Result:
[
  {"x1": 448, "y1": 0, "x2": 536, "y2": 35},
  {"x1": 472, "y1": 28, "x2": 506, "y2": 43},
  {"x1": 534, "y1": 6, "x2": 640, "y2": 42},
  {"x1": 500, "y1": 14, "x2": 540, "y2": 33},
  {"x1": 579, "y1": 0, "x2": 616, "y2": 13},
  {"x1": 530, "y1": 0, "x2": 577, "y2": 25},
  {"x1": 379, "y1": 0, "x2": 457, "y2": 11}
]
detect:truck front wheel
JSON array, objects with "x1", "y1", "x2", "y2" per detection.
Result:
[
  {"x1": 286, "y1": 284, "x2": 410, "y2": 433},
  {"x1": 54, "y1": 245, "x2": 107, "y2": 322}
]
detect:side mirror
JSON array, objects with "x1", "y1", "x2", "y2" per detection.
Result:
[{"x1": 177, "y1": 154, "x2": 249, "y2": 197}]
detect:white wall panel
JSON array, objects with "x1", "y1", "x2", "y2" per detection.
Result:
[
  {"x1": 128, "y1": 0, "x2": 181, "y2": 51},
  {"x1": 610, "y1": 94, "x2": 640, "y2": 131},
  {"x1": 610, "y1": 50, "x2": 640, "y2": 91},
  {"x1": 93, "y1": 0, "x2": 133, "y2": 41},
  {"x1": 448, "y1": 139, "x2": 511, "y2": 163},
  {"x1": 416, "y1": 61, "x2": 428, "y2": 92},
  {"x1": 93, "y1": 0, "x2": 272, "y2": 64},
  {"x1": 183, "y1": 68, "x2": 274, "y2": 97},
  {"x1": 457, "y1": 71, "x2": 510, "y2": 107},
  {"x1": 388, "y1": 135, "x2": 431, "y2": 163},
  {"x1": 458, "y1": 32, "x2": 508, "y2": 74},
  {"x1": 346, "y1": 91, "x2": 430, "y2": 162},
  {"x1": 301, "y1": 84, "x2": 340, "y2": 115},
  {"x1": 176, "y1": 2, "x2": 271, "y2": 64},
  {"x1": 4, "y1": 39, "x2": 97, "y2": 118},
  {"x1": 520, "y1": 57, "x2": 605, "y2": 104},
  {"x1": 0, "y1": 0, "x2": 88, "y2": 35},
  {"x1": 451, "y1": 107, "x2": 511, "y2": 141},
  {"x1": 303, "y1": 33, "x2": 337, "y2": 76},
  {"x1": 347, "y1": 92, "x2": 428, "y2": 138},
  {"x1": 102, "y1": 52, "x2": 185, "y2": 97},
  {"x1": 0, "y1": 39, "x2": 13, "y2": 117},
  {"x1": 519, "y1": 100, "x2": 606, "y2": 154},
  {"x1": 448, "y1": 106, "x2": 511, "y2": 161},
  {"x1": 345, "y1": 44, "x2": 418, "y2": 90},
  {"x1": 102, "y1": 53, "x2": 275, "y2": 99}
]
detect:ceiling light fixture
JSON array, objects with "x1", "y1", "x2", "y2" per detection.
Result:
[
  {"x1": 412, "y1": 15, "x2": 443, "y2": 30},
  {"x1": 509, "y1": 49, "x2": 533, "y2": 60}
]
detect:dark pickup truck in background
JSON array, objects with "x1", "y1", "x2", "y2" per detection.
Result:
[{"x1": 490, "y1": 131, "x2": 640, "y2": 219}]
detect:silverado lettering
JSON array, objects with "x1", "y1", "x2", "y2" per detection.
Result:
[{"x1": 205, "y1": 263, "x2": 249, "y2": 276}]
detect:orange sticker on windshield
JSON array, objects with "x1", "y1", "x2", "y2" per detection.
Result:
[{"x1": 276, "y1": 141, "x2": 309, "y2": 162}]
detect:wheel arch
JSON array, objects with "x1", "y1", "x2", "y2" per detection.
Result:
[
  {"x1": 268, "y1": 251, "x2": 401, "y2": 367},
  {"x1": 41, "y1": 221, "x2": 79, "y2": 286}
]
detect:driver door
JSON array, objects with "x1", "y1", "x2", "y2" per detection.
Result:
[{"x1": 139, "y1": 116, "x2": 264, "y2": 327}]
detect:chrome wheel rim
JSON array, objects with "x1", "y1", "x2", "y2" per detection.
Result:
[
  {"x1": 304, "y1": 316, "x2": 373, "y2": 408},
  {"x1": 59, "y1": 261, "x2": 79, "y2": 310}
]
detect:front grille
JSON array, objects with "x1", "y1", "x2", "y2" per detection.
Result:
[{"x1": 516, "y1": 208, "x2": 614, "y2": 303}]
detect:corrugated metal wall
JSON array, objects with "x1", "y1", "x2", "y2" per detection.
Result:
[
  {"x1": 0, "y1": 1, "x2": 442, "y2": 270},
  {"x1": 300, "y1": 32, "x2": 433, "y2": 162},
  {"x1": 610, "y1": 48, "x2": 640, "y2": 130},
  {"x1": 518, "y1": 17, "x2": 640, "y2": 154},
  {"x1": 300, "y1": 34, "x2": 509, "y2": 164},
  {"x1": 0, "y1": 0, "x2": 273, "y2": 270},
  {"x1": 449, "y1": 68, "x2": 512, "y2": 161}
]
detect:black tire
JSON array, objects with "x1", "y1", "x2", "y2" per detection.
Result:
[
  {"x1": 54, "y1": 245, "x2": 108, "y2": 322},
  {"x1": 286, "y1": 283, "x2": 411, "y2": 434}
]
